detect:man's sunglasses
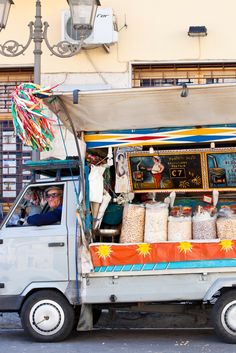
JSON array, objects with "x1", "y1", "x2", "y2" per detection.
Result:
[{"x1": 45, "y1": 193, "x2": 61, "y2": 200}]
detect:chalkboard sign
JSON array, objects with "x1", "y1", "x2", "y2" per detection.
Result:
[
  {"x1": 128, "y1": 152, "x2": 204, "y2": 192},
  {"x1": 206, "y1": 151, "x2": 236, "y2": 189}
]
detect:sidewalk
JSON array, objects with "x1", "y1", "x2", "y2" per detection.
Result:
[{"x1": 0, "y1": 313, "x2": 21, "y2": 329}]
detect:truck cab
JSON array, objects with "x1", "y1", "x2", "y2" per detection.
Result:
[{"x1": 0, "y1": 159, "x2": 80, "y2": 341}]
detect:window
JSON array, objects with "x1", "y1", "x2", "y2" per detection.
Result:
[
  {"x1": 6, "y1": 184, "x2": 64, "y2": 227},
  {"x1": 0, "y1": 68, "x2": 33, "y2": 207},
  {"x1": 0, "y1": 120, "x2": 32, "y2": 204},
  {"x1": 0, "y1": 68, "x2": 33, "y2": 115},
  {"x1": 132, "y1": 63, "x2": 236, "y2": 88}
]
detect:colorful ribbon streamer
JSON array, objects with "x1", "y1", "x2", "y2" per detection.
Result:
[{"x1": 11, "y1": 82, "x2": 56, "y2": 151}]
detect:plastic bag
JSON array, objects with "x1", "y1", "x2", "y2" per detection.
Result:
[
  {"x1": 192, "y1": 212, "x2": 216, "y2": 240},
  {"x1": 120, "y1": 204, "x2": 145, "y2": 243},
  {"x1": 168, "y1": 216, "x2": 192, "y2": 241},
  {"x1": 94, "y1": 190, "x2": 112, "y2": 229},
  {"x1": 217, "y1": 216, "x2": 236, "y2": 239},
  {"x1": 144, "y1": 203, "x2": 168, "y2": 242},
  {"x1": 89, "y1": 165, "x2": 106, "y2": 203}
]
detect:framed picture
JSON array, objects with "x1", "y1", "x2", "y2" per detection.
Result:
[
  {"x1": 205, "y1": 150, "x2": 236, "y2": 190},
  {"x1": 127, "y1": 151, "x2": 204, "y2": 192}
]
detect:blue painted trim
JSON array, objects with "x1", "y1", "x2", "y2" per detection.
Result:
[
  {"x1": 84, "y1": 164, "x2": 92, "y2": 231},
  {"x1": 87, "y1": 141, "x2": 123, "y2": 148},
  {"x1": 86, "y1": 136, "x2": 236, "y2": 148},
  {"x1": 93, "y1": 259, "x2": 236, "y2": 273},
  {"x1": 85, "y1": 124, "x2": 236, "y2": 136},
  {"x1": 132, "y1": 264, "x2": 144, "y2": 271},
  {"x1": 154, "y1": 262, "x2": 168, "y2": 270},
  {"x1": 171, "y1": 135, "x2": 236, "y2": 142},
  {"x1": 143, "y1": 263, "x2": 156, "y2": 271},
  {"x1": 168, "y1": 259, "x2": 236, "y2": 269},
  {"x1": 123, "y1": 265, "x2": 133, "y2": 271}
]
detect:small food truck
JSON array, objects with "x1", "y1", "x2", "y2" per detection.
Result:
[{"x1": 2, "y1": 84, "x2": 236, "y2": 343}]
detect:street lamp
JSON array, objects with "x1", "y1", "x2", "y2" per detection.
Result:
[
  {"x1": 68, "y1": 0, "x2": 99, "y2": 31},
  {"x1": 0, "y1": 0, "x2": 100, "y2": 84},
  {"x1": 0, "y1": 0, "x2": 13, "y2": 31},
  {"x1": 0, "y1": 0, "x2": 100, "y2": 162}
]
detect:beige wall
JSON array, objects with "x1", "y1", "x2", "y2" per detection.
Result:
[
  {"x1": 1, "y1": 0, "x2": 236, "y2": 86},
  {"x1": 2, "y1": 0, "x2": 236, "y2": 159}
]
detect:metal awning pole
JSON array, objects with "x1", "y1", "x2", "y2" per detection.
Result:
[{"x1": 56, "y1": 97, "x2": 86, "y2": 216}]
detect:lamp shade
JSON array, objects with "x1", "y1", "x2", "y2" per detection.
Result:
[
  {"x1": 67, "y1": 0, "x2": 100, "y2": 31},
  {"x1": 0, "y1": 0, "x2": 14, "y2": 31}
]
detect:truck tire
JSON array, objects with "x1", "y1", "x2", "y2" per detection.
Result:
[
  {"x1": 20, "y1": 290, "x2": 75, "y2": 342},
  {"x1": 212, "y1": 290, "x2": 236, "y2": 344}
]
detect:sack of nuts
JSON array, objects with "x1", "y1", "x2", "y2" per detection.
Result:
[
  {"x1": 168, "y1": 216, "x2": 192, "y2": 241},
  {"x1": 217, "y1": 205, "x2": 236, "y2": 239},
  {"x1": 120, "y1": 203, "x2": 145, "y2": 243},
  {"x1": 144, "y1": 203, "x2": 169, "y2": 242}
]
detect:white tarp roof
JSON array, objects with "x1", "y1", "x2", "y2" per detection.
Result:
[{"x1": 48, "y1": 84, "x2": 236, "y2": 132}]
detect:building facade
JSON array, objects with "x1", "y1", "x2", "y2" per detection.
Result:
[
  {"x1": 0, "y1": 68, "x2": 33, "y2": 212},
  {"x1": 1, "y1": 0, "x2": 236, "y2": 205}
]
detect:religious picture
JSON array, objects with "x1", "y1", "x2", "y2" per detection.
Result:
[{"x1": 115, "y1": 149, "x2": 130, "y2": 194}]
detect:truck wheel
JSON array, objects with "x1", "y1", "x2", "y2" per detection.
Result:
[
  {"x1": 21, "y1": 290, "x2": 75, "y2": 342},
  {"x1": 212, "y1": 290, "x2": 236, "y2": 343}
]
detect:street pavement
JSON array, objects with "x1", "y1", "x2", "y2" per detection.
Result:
[
  {"x1": 0, "y1": 328, "x2": 233, "y2": 353},
  {"x1": 0, "y1": 312, "x2": 234, "y2": 353}
]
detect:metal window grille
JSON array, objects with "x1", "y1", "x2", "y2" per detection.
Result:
[
  {"x1": 132, "y1": 63, "x2": 236, "y2": 88},
  {"x1": 0, "y1": 118, "x2": 32, "y2": 205},
  {"x1": 0, "y1": 68, "x2": 33, "y2": 211}
]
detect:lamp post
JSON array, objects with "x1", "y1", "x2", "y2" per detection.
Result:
[
  {"x1": 0, "y1": 0, "x2": 100, "y2": 160},
  {"x1": 0, "y1": 0, "x2": 100, "y2": 85}
]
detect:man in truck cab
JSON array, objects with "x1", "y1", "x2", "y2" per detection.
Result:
[{"x1": 26, "y1": 186, "x2": 63, "y2": 226}]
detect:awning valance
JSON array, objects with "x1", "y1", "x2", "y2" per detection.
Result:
[{"x1": 46, "y1": 84, "x2": 236, "y2": 133}]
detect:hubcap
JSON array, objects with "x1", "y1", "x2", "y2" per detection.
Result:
[
  {"x1": 221, "y1": 300, "x2": 236, "y2": 335},
  {"x1": 29, "y1": 299, "x2": 65, "y2": 336}
]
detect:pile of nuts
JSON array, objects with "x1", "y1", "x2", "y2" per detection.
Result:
[
  {"x1": 168, "y1": 216, "x2": 192, "y2": 241},
  {"x1": 217, "y1": 218, "x2": 236, "y2": 239},
  {"x1": 120, "y1": 204, "x2": 145, "y2": 243},
  {"x1": 119, "y1": 202, "x2": 236, "y2": 243},
  {"x1": 192, "y1": 207, "x2": 217, "y2": 240},
  {"x1": 144, "y1": 204, "x2": 168, "y2": 242},
  {"x1": 193, "y1": 218, "x2": 216, "y2": 240},
  {"x1": 216, "y1": 205, "x2": 236, "y2": 240}
]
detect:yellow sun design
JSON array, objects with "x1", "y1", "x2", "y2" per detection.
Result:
[
  {"x1": 220, "y1": 240, "x2": 234, "y2": 252},
  {"x1": 137, "y1": 243, "x2": 152, "y2": 257},
  {"x1": 178, "y1": 242, "x2": 192, "y2": 254},
  {"x1": 96, "y1": 245, "x2": 112, "y2": 259}
]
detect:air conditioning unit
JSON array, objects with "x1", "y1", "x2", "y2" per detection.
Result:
[{"x1": 61, "y1": 7, "x2": 118, "y2": 48}]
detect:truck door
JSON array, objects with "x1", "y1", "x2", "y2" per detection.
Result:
[{"x1": 0, "y1": 182, "x2": 69, "y2": 298}]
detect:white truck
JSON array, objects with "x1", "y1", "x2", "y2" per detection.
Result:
[{"x1": 1, "y1": 84, "x2": 236, "y2": 343}]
